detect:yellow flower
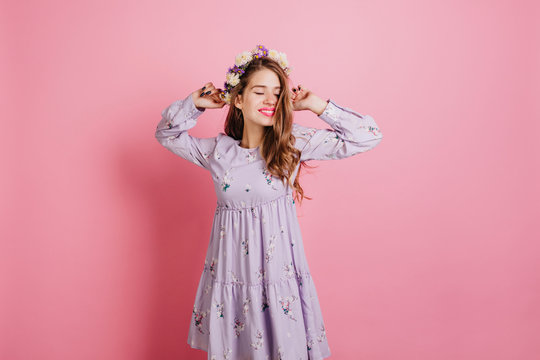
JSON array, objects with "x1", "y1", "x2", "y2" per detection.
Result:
[{"x1": 221, "y1": 92, "x2": 231, "y2": 104}]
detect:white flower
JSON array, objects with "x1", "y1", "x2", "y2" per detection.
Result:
[
  {"x1": 226, "y1": 72, "x2": 241, "y2": 86},
  {"x1": 278, "y1": 52, "x2": 289, "y2": 68},
  {"x1": 235, "y1": 51, "x2": 252, "y2": 67},
  {"x1": 268, "y1": 49, "x2": 280, "y2": 61}
]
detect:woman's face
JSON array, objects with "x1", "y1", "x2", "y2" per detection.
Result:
[{"x1": 234, "y1": 68, "x2": 281, "y2": 128}]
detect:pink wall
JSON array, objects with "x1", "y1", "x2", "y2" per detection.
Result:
[{"x1": 2, "y1": 0, "x2": 539, "y2": 359}]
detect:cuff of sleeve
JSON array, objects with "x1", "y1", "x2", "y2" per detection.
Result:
[
  {"x1": 317, "y1": 98, "x2": 340, "y2": 126},
  {"x1": 185, "y1": 92, "x2": 206, "y2": 116}
]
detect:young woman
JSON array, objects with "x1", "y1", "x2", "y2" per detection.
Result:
[{"x1": 155, "y1": 45, "x2": 383, "y2": 360}]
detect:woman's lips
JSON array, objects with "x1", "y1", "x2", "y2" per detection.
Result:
[{"x1": 259, "y1": 109, "x2": 275, "y2": 117}]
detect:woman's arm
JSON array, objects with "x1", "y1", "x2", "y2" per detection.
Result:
[
  {"x1": 154, "y1": 93, "x2": 217, "y2": 170},
  {"x1": 292, "y1": 98, "x2": 383, "y2": 161}
]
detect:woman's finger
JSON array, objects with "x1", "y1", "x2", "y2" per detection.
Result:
[
  {"x1": 200, "y1": 82, "x2": 213, "y2": 92},
  {"x1": 208, "y1": 89, "x2": 224, "y2": 103},
  {"x1": 291, "y1": 86, "x2": 299, "y2": 99},
  {"x1": 199, "y1": 82, "x2": 215, "y2": 96},
  {"x1": 199, "y1": 84, "x2": 209, "y2": 96}
]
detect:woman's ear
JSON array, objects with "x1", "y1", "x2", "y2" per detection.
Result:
[{"x1": 234, "y1": 94, "x2": 243, "y2": 110}]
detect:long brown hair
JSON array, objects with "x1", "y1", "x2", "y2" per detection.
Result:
[{"x1": 223, "y1": 56, "x2": 314, "y2": 205}]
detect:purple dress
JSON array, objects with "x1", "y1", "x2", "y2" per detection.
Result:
[{"x1": 155, "y1": 93, "x2": 383, "y2": 360}]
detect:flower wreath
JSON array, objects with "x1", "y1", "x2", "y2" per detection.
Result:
[{"x1": 219, "y1": 44, "x2": 293, "y2": 104}]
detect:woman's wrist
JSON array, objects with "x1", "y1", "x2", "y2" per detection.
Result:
[{"x1": 310, "y1": 97, "x2": 329, "y2": 116}]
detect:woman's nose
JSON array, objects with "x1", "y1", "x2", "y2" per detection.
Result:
[{"x1": 264, "y1": 96, "x2": 275, "y2": 105}]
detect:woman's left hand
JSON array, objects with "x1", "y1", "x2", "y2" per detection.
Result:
[{"x1": 290, "y1": 84, "x2": 328, "y2": 115}]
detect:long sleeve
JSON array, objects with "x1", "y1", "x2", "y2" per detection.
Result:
[
  {"x1": 292, "y1": 98, "x2": 383, "y2": 161},
  {"x1": 154, "y1": 93, "x2": 217, "y2": 171}
]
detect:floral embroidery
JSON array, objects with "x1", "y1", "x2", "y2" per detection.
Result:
[
  {"x1": 242, "y1": 297, "x2": 251, "y2": 315},
  {"x1": 240, "y1": 200, "x2": 246, "y2": 207},
  {"x1": 262, "y1": 168, "x2": 272, "y2": 184},
  {"x1": 280, "y1": 224, "x2": 285, "y2": 234},
  {"x1": 223, "y1": 348, "x2": 232, "y2": 359},
  {"x1": 265, "y1": 235, "x2": 276, "y2": 262},
  {"x1": 209, "y1": 257, "x2": 218, "y2": 277},
  {"x1": 204, "y1": 283, "x2": 212, "y2": 294},
  {"x1": 278, "y1": 295, "x2": 298, "y2": 321},
  {"x1": 293, "y1": 127, "x2": 317, "y2": 139},
  {"x1": 221, "y1": 169, "x2": 233, "y2": 191},
  {"x1": 322, "y1": 101, "x2": 340, "y2": 122},
  {"x1": 357, "y1": 120, "x2": 381, "y2": 135},
  {"x1": 233, "y1": 316, "x2": 246, "y2": 337},
  {"x1": 323, "y1": 133, "x2": 340, "y2": 145},
  {"x1": 283, "y1": 262, "x2": 295, "y2": 279},
  {"x1": 307, "y1": 336, "x2": 315, "y2": 351},
  {"x1": 214, "y1": 301, "x2": 224, "y2": 319},
  {"x1": 245, "y1": 184, "x2": 252, "y2": 192},
  {"x1": 261, "y1": 286, "x2": 269, "y2": 312},
  {"x1": 192, "y1": 306, "x2": 208, "y2": 333},
  {"x1": 296, "y1": 271, "x2": 303, "y2": 287},
  {"x1": 277, "y1": 346, "x2": 284, "y2": 359},
  {"x1": 229, "y1": 270, "x2": 244, "y2": 285},
  {"x1": 241, "y1": 238, "x2": 249, "y2": 255},
  {"x1": 317, "y1": 324, "x2": 327, "y2": 342},
  {"x1": 214, "y1": 151, "x2": 222, "y2": 160},
  {"x1": 262, "y1": 167, "x2": 278, "y2": 190},
  {"x1": 219, "y1": 225, "x2": 226, "y2": 240},
  {"x1": 256, "y1": 267, "x2": 266, "y2": 282},
  {"x1": 247, "y1": 151, "x2": 257, "y2": 163},
  {"x1": 250, "y1": 329, "x2": 264, "y2": 350}
]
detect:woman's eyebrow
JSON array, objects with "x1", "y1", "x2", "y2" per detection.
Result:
[{"x1": 251, "y1": 85, "x2": 281, "y2": 89}]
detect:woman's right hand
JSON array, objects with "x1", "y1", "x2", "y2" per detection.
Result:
[{"x1": 191, "y1": 82, "x2": 226, "y2": 109}]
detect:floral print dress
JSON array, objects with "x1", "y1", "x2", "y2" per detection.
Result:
[{"x1": 155, "y1": 93, "x2": 383, "y2": 360}]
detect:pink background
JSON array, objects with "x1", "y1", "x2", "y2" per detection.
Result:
[{"x1": 2, "y1": 0, "x2": 539, "y2": 359}]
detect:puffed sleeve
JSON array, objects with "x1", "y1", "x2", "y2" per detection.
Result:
[
  {"x1": 292, "y1": 98, "x2": 383, "y2": 161},
  {"x1": 154, "y1": 93, "x2": 217, "y2": 171}
]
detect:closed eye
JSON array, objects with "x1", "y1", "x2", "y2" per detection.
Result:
[{"x1": 255, "y1": 92, "x2": 280, "y2": 96}]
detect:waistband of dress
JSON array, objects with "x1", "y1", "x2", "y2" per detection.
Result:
[{"x1": 216, "y1": 193, "x2": 294, "y2": 211}]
